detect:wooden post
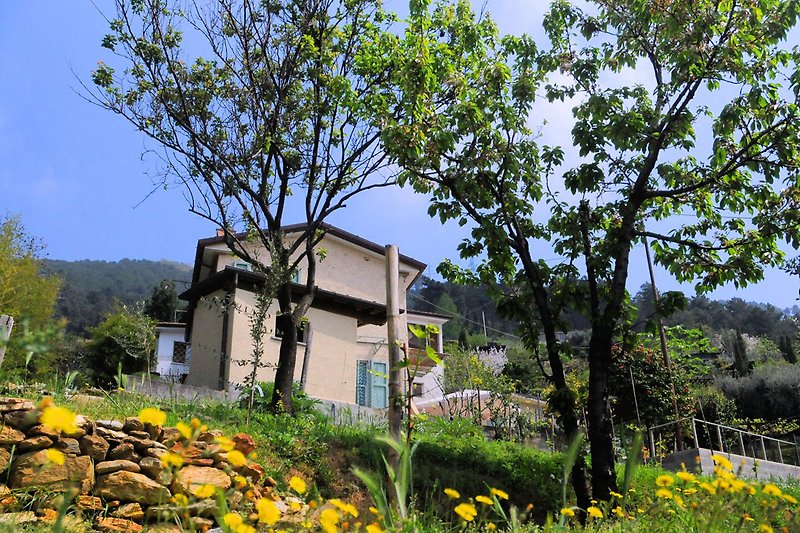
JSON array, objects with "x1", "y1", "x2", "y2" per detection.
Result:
[
  {"x1": 0, "y1": 316, "x2": 13, "y2": 369},
  {"x1": 299, "y1": 324, "x2": 313, "y2": 392},
  {"x1": 385, "y1": 245, "x2": 402, "y2": 443}
]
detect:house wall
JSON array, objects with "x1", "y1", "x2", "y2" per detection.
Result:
[
  {"x1": 186, "y1": 288, "x2": 230, "y2": 390},
  {"x1": 155, "y1": 327, "x2": 185, "y2": 375}
]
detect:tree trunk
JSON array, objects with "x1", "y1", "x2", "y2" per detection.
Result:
[
  {"x1": 587, "y1": 332, "x2": 619, "y2": 500},
  {"x1": 270, "y1": 281, "x2": 297, "y2": 414}
]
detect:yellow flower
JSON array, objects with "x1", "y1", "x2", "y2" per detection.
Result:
[
  {"x1": 227, "y1": 450, "x2": 247, "y2": 467},
  {"x1": 190, "y1": 417, "x2": 202, "y2": 429},
  {"x1": 676, "y1": 471, "x2": 695, "y2": 483},
  {"x1": 455, "y1": 502, "x2": 477, "y2": 521},
  {"x1": 234, "y1": 475, "x2": 248, "y2": 489},
  {"x1": 320, "y1": 508, "x2": 340, "y2": 533},
  {"x1": 175, "y1": 422, "x2": 193, "y2": 440},
  {"x1": 487, "y1": 524, "x2": 497, "y2": 531},
  {"x1": 656, "y1": 488, "x2": 673, "y2": 499},
  {"x1": 214, "y1": 436, "x2": 235, "y2": 452},
  {"x1": 329, "y1": 498, "x2": 358, "y2": 517},
  {"x1": 289, "y1": 476, "x2": 307, "y2": 495},
  {"x1": 40, "y1": 406, "x2": 78, "y2": 435},
  {"x1": 161, "y1": 452, "x2": 185, "y2": 469},
  {"x1": 711, "y1": 454, "x2": 733, "y2": 471},
  {"x1": 699, "y1": 482, "x2": 716, "y2": 495},
  {"x1": 45, "y1": 448, "x2": 65, "y2": 466},
  {"x1": 763, "y1": 484, "x2": 782, "y2": 497},
  {"x1": 365, "y1": 524, "x2": 384, "y2": 533},
  {"x1": 759, "y1": 525, "x2": 774, "y2": 533},
  {"x1": 138, "y1": 407, "x2": 166, "y2": 427},
  {"x1": 444, "y1": 488, "x2": 460, "y2": 499},
  {"x1": 782, "y1": 494, "x2": 798, "y2": 504},
  {"x1": 192, "y1": 484, "x2": 216, "y2": 499},
  {"x1": 612, "y1": 506, "x2": 625, "y2": 518},
  {"x1": 369, "y1": 507, "x2": 380, "y2": 515},
  {"x1": 490, "y1": 487, "x2": 509, "y2": 500},
  {"x1": 609, "y1": 491, "x2": 623, "y2": 498},
  {"x1": 223, "y1": 512, "x2": 243, "y2": 529},
  {"x1": 172, "y1": 494, "x2": 188, "y2": 507},
  {"x1": 256, "y1": 498, "x2": 280, "y2": 525},
  {"x1": 476, "y1": 495, "x2": 493, "y2": 505},
  {"x1": 684, "y1": 488, "x2": 698, "y2": 495},
  {"x1": 234, "y1": 525, "x2": 255, "y2": 533},
  {"x1": 587, "y1": 506, "x2": 603, "y2": 519},
  {"x1": 656, "y1": 474, "x2": 675, "y2": 487},
  {"x1": 560, "y1": 507, "x2": 575, "y2": 517}
]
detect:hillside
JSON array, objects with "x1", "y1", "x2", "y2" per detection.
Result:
[{"x1": 42, "y1": 258, "x2": 192, "y2": 334}]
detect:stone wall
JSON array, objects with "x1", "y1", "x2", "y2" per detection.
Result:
[{"x1": 0, "y1": 397, "x2": 269, "y2": 532}]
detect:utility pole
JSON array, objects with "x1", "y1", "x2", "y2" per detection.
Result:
[
  {"x1": 385, "y1": 245, "x2": 402, "y2": 443},
  {"x1": 644, "y1": 236, "x2": 683, "y2": 450}
]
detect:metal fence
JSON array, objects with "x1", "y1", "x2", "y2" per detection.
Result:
[{"x1": 648, "y1": 417, "x2": 800, "y2": 466}]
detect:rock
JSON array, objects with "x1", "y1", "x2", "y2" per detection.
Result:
[
  {"x1": 80, "y1": 434, "x2": 109, "y2": 461},
  {"x1": 0, "y1": 425, "x2": 26, "y2": 445},
  {"x1": 107, "y1": 442, "x2": 136, "y2": 461},
  {"x1": 28, "y1": 424, "x2": 60, "y2": 438},
  {"x1": 123, "y1": 417, "x2": 145, "y2": 433},
  {"x1": 128, "y1": 430, "x2": 150, "y2": 440},
  {"x1": 95, "y1": 471, "x2": 171, "y2": 505},
  {"x1": 173, "y1": 465, "x2": 232, "y2": 495},
  {"x1": 4, "y1": 410, "x2": 38, "y2": 430},
  {"x1": 124, "y1": 435, "x2": 164, "y2": 452},
  {"x1": 160, "y1": 427, "x2": 182, "y2": 444},
  {"x1": 96, "y1": 426, "x2": 127, "y2": 441},
  {"x1": 63, "y1": 425, "x2": 87, "y2": 439},
  {"x1": 55, "y1": 437, "x2": 81, "y2": 456},
  {"x1": 232, "y1": 433, "x2": 256, "y2": 455},
  {"x1": 264, "y1": 475, "x2": 277, "y2": 487},
  {"x1": 0, "y1": 511, "x2": 37, "y2": 524},
  {"x1": 96, "y1": 517, "x2": 143, "y2": 532},
  {"x1": 76, "y1": 495, "x2": 104, "y2": 511},
  {"x1": 186, "y1": 458, "x2": 215, "y2": 467},
  {"x1": 112, "y1": 502, "x2": 145, "y2": 522},
  {"x1": 145, "y1": 525, "x2": 183, "y2": 533},
  {"x1": 0, "y1": 398, "x2": 35, "y2": 413},
  {"x1": 96, "y1": 460, "x2": 141, "y2": 476},
  {"x1": 0, "y1": 448, "x2": 10, "y2": 473},
  {"x1": 97, "y1": 420, "x2": 124, "y2": 431},
  {"x1": 147, "y1": 500, "x2": 217, "y2": 520},
  {"x1": 147, "y1": 447, "x2": 167, "y2": 459},
  {"x1": 139, "y1": 456, "x2": 163, "y2": 479},
  {"x1": 18, "y1": 435, "x2": 54, "y2": 452},
  {"x1": 235, "y1": 461, "x2": 263, "y2": 483},
  {"x1": 9, "y1": 450, "x2": 94, "y2": 493},
  {"x1": 197, "y1": 429, "x2": 224, "y2": 443}
]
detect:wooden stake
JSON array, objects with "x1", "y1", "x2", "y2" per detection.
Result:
[{"x1": 385, "y1": 245, "x2": 402, "y2": 442}]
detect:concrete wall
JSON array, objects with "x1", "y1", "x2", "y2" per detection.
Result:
[
  {"x1": 155, "y1": 327, "x2": 185, "y2": 376},
  {"x1": 662, "y1": 448, "x2": 800, "y2": 481},
  {"x1": 186, "y1": 288, "x2": 229, "y2": 390}
]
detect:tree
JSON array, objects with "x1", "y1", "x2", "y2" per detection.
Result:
[
  {"x1": 144, "y1": 279, "x2": 178, "y2": 322},
  {"x1": 90, "y1": 0, "x2": 397, "y2": 412},
  {"x1": 377, "y1": 0, "x2": 800, "y2": 501},
  {"x1": 86, "y1": 305, "x2": 156, "y2": 389},
  {"x1": 0, "y1": 214, "x2": 62, "y2": 372}
]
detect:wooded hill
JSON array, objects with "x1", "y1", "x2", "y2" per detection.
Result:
[{"x1": 41, "y1": 259, "x2": 192, "y2": 334}]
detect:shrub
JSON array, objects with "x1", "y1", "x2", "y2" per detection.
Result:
[
  {"x1": 716, "y1": 363, "x2": 800, "y2": 420},
  {"x1": 239, "y1": 381, "x2": 319, "y2": 416}
]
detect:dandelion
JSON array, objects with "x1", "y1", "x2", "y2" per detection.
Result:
[
  {"x1": 256, "y1": 498, "x2": 280, "y2": 525},
  {"x1": 320, "y1": 508, "x2": 340, "y2": 533},
  {"x1": 289, "y1": 476, "x2": 307, "y2": 495},
  {"x1": 161, "y1": 452, "x2": 185, "y2": 469},
  {"x1": 45, "y1": 448, "x2": 65, "y2": 466},
  {"x1": 223, "y1": 513, "x2": 243, "y2": 529},
  {"x1": 172, "y1": 494, "x2": 188, "y2": 507},
  {"x1": 711, "y1": 453, "x2": 733, "y2": 471},
  {"x1": 227, "y1": 450, "x2": 247, "y2": 467},
  {"x1": 40, "y1": 406, "x2": 78, "y2": 435},
  {"x1": 656, "y1": 488, "x2": 673, "y2": 499},
  {"x1": 759, "y1": 525, "x2": 774, "y2": 533},
  {"x1": 656, "y1": 474, "x2": 675, "y2": 487},
  {"x1": 192, "y1": 484, "x2": 216, "y2": 499},
  {"x1": 444, "y1": 488, "x2": 460, "y2": 499},
  {"x1": 699, "y1": 482, "x2": 716, "y2": 495},
  {"x1": 782, "y1": 494, "x2": 798, "y2": 504},
  {"x1": 560, "y1": 507, "x2": 575, "y2": 517},
  {"x1": 476, "y1": 495, "x2": 493, "y2": 505},
  {"x1": 487, "y1": 523, "x2": 497, "y2": 531},
  {"x1": 490, "y1": 487, "x2": 509, "y2": 500},
  {"x1": 587, "y1": 506, "x2": 603, "y2": 519},
  {"x1": 234, "y1": 475, "x2": 248, "y2": 489},
  {"x1": 609, "y1": 491, "x2": 623, "y2": 498},
  {"x1": 329, "y1": 498, "x2": 358, "y2": 517},
  {"x1": 175, "y1": 422, "x2": 193, "y2": 440},
  {"x1": 138, "y1": 407, "x2": 166, "y2": 427},
  {"x1": 743, "y1": 514, "x2": 754, "y2": 522},
  {"x1": 214, "y1": 436, "x2": 235, "y2": 452},
  {"x1": 612, "y1": 506, "x2": 625, "y2": 518},
  {"x1": 676, "y1": 471, "x2": 695, "y2": 483},
  {"x1": 365, "y1": 523, "x2": 384, "y2": 533},
  {"x1": 369, "y1": 507, "x2": 380, "y2": 515},
  {"x1": 763, "y1": 484, "x2": 782, "y2": 497},
  {"x1": 455, "y1": 502, "x2": 478, "y2": 521}
]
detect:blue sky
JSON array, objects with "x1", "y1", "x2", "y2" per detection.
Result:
[{"x1": 1, "y1": 1, "x2": 798, "y2": 309}]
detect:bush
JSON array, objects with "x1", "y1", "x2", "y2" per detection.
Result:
[
  {"x1": 239, "y1": 381, "x2": 320, "y2": 416},
  {"x1": 716, "y1": 363, "x2": 800, "y2": 420}
]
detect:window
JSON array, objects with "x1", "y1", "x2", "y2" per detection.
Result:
[
  {"x1": 232, "y1": 259, "x2": 252, "y2": 271},
  {"x1": 412, "y1": 382, "x2": 424, "y2": 397},
  {"x1": 274, "y1": 316, "x2": 307, "y2": 343},
  {"x1": 172, "y1": 341, "x2": 190, "y2": 364},
  {"x1": 291, "y1": 268, "x2": 302, "y2": 283},
  {"x1": 356, "y1": 360, "x2": 388, "y2": 408}
]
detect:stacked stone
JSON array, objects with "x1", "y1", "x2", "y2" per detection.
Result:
[{"x1": 0, "y1": 397, "x2": 269, "y2": 532}]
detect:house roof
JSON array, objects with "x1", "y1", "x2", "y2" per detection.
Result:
[
  {"x1": 180, "y1": 266, "x2": 398, "y2": 326},
  {"x1": 190, "y1": 222, "x2": 427, "y2": 286},
  {"x1": 407, "y1": 309, "x2": 453, "y2": 321}
]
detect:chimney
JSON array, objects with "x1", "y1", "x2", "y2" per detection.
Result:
[{"x1": 216, "y1": 228, "x2": 225, "y2": 237}]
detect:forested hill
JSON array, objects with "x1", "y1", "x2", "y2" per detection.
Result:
[{"x1": 42, "y1": 259, "x2": 192, "y2": 334}]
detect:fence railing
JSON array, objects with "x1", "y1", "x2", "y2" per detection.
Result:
[{"x1": 648, "y1": 417, "x2": 800, "y2": 466}]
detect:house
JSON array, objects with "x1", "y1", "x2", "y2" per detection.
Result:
[
  {"x1": 154, "y1": 322, "x2": 190, "y2": 382},
  {"x1": 178, "y1": 223, "x2": 448, "y2": 408}
]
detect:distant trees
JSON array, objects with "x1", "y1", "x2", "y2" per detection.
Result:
[
  {"x1": 144, "y1": 280, "x2": 179, "y2": 322},
  {"x1": 86, "y1": 305, "x2": 156, "y2": 389}
]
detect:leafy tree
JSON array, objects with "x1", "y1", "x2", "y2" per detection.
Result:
[
  {"x1": 90, "y1": 0, "x2": 398, "y2": 412},
  {"x1": 376, "y1": 0, "x2": 800, "y2": 501},
  {"x1": 732, "y1": 330, "x2": 751, "y2": 377},
  {"x1": 144, "y1": 279, "x2": 178, "y2": 322},
  {"x1": 0, "y1": 214, "x2": 62, "y2": 372},
  {"x1": 435, "y1": 292, "x2": 462, "y2": 339},
  {"x1": 779, "y1": 334, "x2": 797, "y2": 364},
  {"x1": 86, "y1": 305, "x2": 156, "y2": 389}
]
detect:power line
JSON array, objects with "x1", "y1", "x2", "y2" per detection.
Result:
[{"x1": 408, "y1": 293, "x2": 520, "y2": 340}]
